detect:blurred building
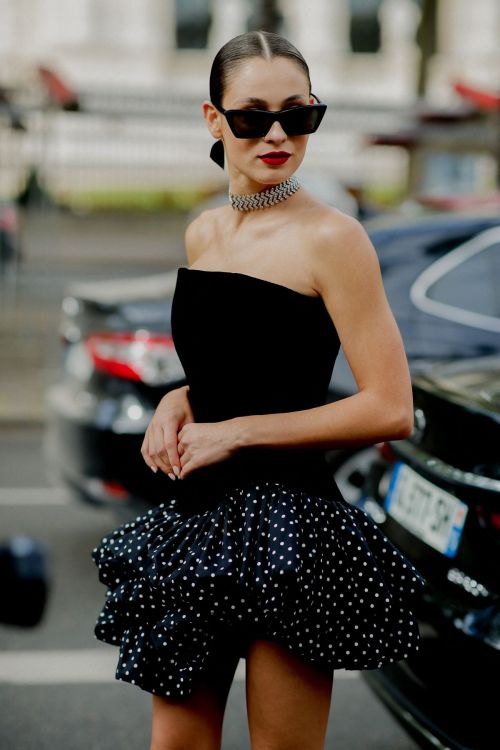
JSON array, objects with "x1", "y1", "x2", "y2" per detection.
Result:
[
  {"x1": 0, "y1": 0, "x2": 499, "y2": 200},
  {"x1": 1, "y1": 0, "x2": 499, "y2": 102}
]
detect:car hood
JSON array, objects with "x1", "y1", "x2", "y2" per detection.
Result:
[
  {"x1": 412, "y1": 355, "x2": 500, "y2": 415},
  {"x1": 65, "y1": 269, "x2": 179, "y2": 305}
]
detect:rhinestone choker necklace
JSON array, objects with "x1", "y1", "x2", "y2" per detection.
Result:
[{"x1": 229, "y1": 175, "x2": 300, "y2": 211}]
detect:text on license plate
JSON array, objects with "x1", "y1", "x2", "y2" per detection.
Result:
[{"x1": 384, "y1": 462, "x2": 468, "y2": 558}]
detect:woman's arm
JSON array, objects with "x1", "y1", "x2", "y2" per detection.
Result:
[
  {"x1": 175, "y1": 210, "x2": 413, "y2": 480},
  {"x1": 142, "y1": 209, "x2": 216, "y2": 475},
  {"x1": 229, "y1": 212, "x2": 414, "y2": 453}
]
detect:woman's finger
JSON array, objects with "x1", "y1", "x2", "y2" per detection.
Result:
[
  {"x1": 163, "y1": 425, "x2": 181, "y2": 477},
  {"x1": 150, "y1": 424, "x2": 175, "y2": 477},
  {"x1": 140, "y1": 431, "x2": 157, "y2": 473},
  {"x1": 178, "y1": 453, "x2": 194, "y2": 479}
]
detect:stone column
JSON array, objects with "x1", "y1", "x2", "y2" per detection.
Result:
[
  {"x1": 279, "y1": 0, "x2": 349, "y2": 96},
  {"x1": 378, "y1": 0, "x2": 421, "y2": 101},
  {"x1": 117, "y1": 0, "x2": 164, "y2": 49},
  {"x1": 208, "y1": 0, "x2": 250, "y2": 53},
  {"x1": 424, "y1": 0, "x2": 500, "y2": 104}
]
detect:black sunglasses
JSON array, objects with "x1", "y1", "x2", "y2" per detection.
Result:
[{"x1": 215, "y1": 92, "x2": 327, "y2": 139}]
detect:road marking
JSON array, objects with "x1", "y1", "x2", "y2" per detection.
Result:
[
  {"x1": 0, "y1": 649, "x2": 118, "y2": 684},
  {"x1": 0, "y1": 487, "x2": 71, "y2": 505},
  {"x1": 0, "y1": 649, "x2": 359, "y2": 685}
]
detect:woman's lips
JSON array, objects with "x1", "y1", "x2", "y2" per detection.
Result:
[{"x1": 258, "y1": 153, "x2": 291, "y2": 165}]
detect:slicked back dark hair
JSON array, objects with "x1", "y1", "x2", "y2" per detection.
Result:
[{"x1": 209, "y1": 30, "x2": 312, "y2": 111}]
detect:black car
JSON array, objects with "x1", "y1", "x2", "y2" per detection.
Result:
[
  {"x1": 44, "y1": 209, "x2": 500, "y2": 517},
  {"x1": 355, "y1": 354, "x2": 500, "y2": 750},
  {"x1": 44, "y1": 272, "x2": 187, "y2": 518}
]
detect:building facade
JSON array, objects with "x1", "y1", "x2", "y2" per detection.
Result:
[
  {"x1": 1, "y1": 1, "x2": 499, "y2": 199},
  {"x1": 1, "y1": 0, "x2": 499, "y2": 104}
]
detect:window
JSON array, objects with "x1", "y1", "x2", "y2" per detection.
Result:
[
  {"x1": 426, "y1": 243, "x2": 500, "y2": 320},
  {"x1": 175, "y1": 0, "x2": 212, "y2": 50},
  {"x1": 410, "y1": 230, "x2": 500, "y2": 332},
  {"x1": 348, "y1": 0, "x2": 383, "y2": 53}
]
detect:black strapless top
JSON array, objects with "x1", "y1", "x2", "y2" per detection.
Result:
[{"x1": 170, "y1": 267, "x2": 342, "y2": 500}]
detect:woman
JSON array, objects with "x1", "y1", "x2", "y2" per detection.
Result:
[{"x1": 92, "y1": 30, "x2": 425, "y2": 750}]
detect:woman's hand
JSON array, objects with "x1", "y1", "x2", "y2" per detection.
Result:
[
  {"x1": 177, "y1": 420, "x2": 242, "y2": 479},
  {"x1": 140, "y1": 385, "x2": 195, "y2": 479}
]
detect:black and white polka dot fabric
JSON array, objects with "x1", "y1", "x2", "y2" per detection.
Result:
[
  {"x1": 91, "y1": 267, "x2": 426, "y2": 700},
  {"x1": 91, "y1": 478, "x2": 425, "y2": 700}
]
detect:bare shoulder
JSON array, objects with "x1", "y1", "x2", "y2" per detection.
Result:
[
  {"x1": 184, "y1": 206, "x2": 227, "y2": 265},
  {"x1": 307, "y1": 206, "x2": 381, "y2": 294}
]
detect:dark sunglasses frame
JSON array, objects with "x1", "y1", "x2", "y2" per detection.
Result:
[{"x1": 215, "y1": 92, "x2": 327, "y2": 139}]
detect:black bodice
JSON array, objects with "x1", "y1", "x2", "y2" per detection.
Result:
[
  {"x1": 92, "y1": 268, "x2": 426, "y2": 700},
  {"x1": 170, "y1": 267, "x2": 342, "y2": 499}
]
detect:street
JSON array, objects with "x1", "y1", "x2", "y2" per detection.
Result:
[
  {"x1": 1, "y1": 203, "x2": 418, "y2": 748},
  {"x1": 0, "y1": 426, "x2": 420, "y2": 749},
  {"x1": 1, "y1": 3, "x2": 499, "y2": 747}
]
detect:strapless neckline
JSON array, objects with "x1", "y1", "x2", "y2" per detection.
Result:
[{"x1": 178, "y1": 266, "x2": 322, "y2": 301}]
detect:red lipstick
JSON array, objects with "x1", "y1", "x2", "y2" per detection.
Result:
[{"x1": 258, "y1": 151, "x2": 291, "y2": 165}]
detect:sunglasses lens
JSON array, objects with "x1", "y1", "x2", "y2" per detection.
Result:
[
  {"x1": 229, "y1": 110, "x2": 267, "y2": 137},
  {"x1": 284, "y1": 106, "x2": 323, "y2": 135},
  {"x1": 226, "y1": 104, "x2": 326, "y2": 138}
]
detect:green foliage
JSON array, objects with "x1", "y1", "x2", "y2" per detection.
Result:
[{"x1": 52, "y1": 188, "x2": 215, "y2": 213}]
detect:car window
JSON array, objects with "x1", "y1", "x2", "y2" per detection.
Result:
[
  {"x1": 410, "y1": 230, "x2": 500, "y2": 333},
  {"x1": 426, "y1": 242, "x2": 500, "y2": 318}
]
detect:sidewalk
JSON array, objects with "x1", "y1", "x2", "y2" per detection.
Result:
[{"x1": 0, "y1": 205, "x2": 189, "y2": 425}]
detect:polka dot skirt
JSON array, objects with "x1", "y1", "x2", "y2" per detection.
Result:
[{"x1": 91, "y1": 479, "x2": 426, "y2": 700}]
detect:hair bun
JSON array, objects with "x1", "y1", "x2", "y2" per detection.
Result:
[{"x1": 210, "y1": 139, "x2": 225, "y2": 170}]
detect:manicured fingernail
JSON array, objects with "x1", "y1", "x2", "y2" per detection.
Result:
[
  {"x1": 150, "y1": 465, "x2": 158, "y2": 473},
  {"x1": 168, "y1": 472, "x2": 176, "y2": 480},
  {"x1": 173, "y1": 466, "x2": 180, "y2": 477}
]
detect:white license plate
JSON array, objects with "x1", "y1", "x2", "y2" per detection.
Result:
[{"x1": 384, "y1": 462, "x2": 468, "y2": 558}]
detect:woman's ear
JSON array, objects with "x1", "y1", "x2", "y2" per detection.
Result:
[{"x1": 202, "y1": 100, "x2": 223, "y2": 139}]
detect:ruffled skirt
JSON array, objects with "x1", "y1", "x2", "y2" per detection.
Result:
[{"x1": 91, "y1": 471, "x2": 425, "y2": 700}]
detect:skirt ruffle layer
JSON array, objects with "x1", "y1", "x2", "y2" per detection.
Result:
[{"x1": 91, "y1": 478, "x2": 425, "y2": 700}]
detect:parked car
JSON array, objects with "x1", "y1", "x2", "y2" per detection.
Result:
[
  {"x1": 354, "y1": 353, "x2": 500, "y2": 750},
  {"x1": 43, "y1": 272, "x2": 186, "y2": 518},
  {"x1": 44, "y1": 209, "x2": 500, "y2": 517},
  {"x1": 327, "y1": 213, "x2": 500, "y2": 499}
]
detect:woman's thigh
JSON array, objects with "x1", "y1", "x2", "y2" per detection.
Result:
[
  {"x1": 149, "y1": 649, "x2": 241, "y2": 750},
  {"x1": 245, "y1": 639, "x2": 334, "y2": 750}
]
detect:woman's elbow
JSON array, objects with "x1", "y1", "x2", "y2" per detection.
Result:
[{"x1": 388, "y1": 407, "x2": 414, "y2": 440}]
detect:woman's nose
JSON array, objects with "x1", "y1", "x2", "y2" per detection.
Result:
[{"x1": 263, "y1": 120, "x2": 287, "y2": 141}]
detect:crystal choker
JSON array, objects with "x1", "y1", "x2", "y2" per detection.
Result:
[{"x1": 229, "y1": 175, "x2": 301, "y2": 211}]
